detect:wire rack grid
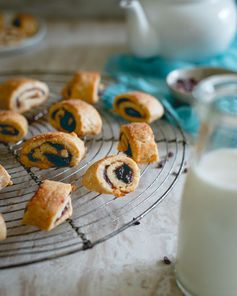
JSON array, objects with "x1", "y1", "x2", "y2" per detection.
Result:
[{"x1": 0, "y1": 71, "x2": 187, "y2": 269}]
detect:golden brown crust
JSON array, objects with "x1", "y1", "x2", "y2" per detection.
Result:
[
  {"x1": 0, "y1": 13, "x2": 4, "y2": 31},
  {"x1": 113, "y1": 91, "x2": 164, "y2": 123},
  {"x1": 48, "y1": 99, "x2": 102, "y2": 136},
  {"x1": 62, "y1": 71, "x2": 100, "y2": 104},
  {"x1": 0, "y1": 110, "x2": 28, "y2": 143},
  {"x1": 0, "y1": 214, "x2": 7, "y2": 241},
  {"x1": 118, "y1": 122, "x2": 159, "y2": 163},
  {"x1": 0, "y1": 164, "x2": 12, "y2": 190},
  {"x1": 19, "y1": 131, "x2": 86, "y2": 169},
  {"x1": 0, "y1": 77, "x2": 49, "y2": 113},
  {"x1": 22, "y1": 180, "x2": 73, "y2": 231},
  {"x1": 12, "y1": 13, "x2": 38, "y2": 36},
  {"x1": 82, "y1": 155, "x2": 140, "y2": 197}
]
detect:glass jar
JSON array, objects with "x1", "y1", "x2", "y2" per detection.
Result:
[{"x1": 175, "y1": 75, "x2": 237, "y2": 296}]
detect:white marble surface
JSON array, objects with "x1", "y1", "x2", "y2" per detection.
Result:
[{"x1": 0, "y1": 20, "x2": 185, "y2": 296}]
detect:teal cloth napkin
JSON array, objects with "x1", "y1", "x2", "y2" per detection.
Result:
[{"x1": 102, "y1": 36, "x2": 237, "y2": 134}]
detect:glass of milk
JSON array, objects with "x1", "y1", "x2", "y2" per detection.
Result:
[{"x1": 175, "y1": 75, "x2": 237, "y2": 296}]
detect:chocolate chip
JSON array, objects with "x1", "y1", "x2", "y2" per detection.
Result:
[
  {"x1": 157, "y1": 160, "x2": 165, "y2": 169},
  {"x1": 82, "y1": 240, "x2": 93, "y2": 250},
  {"x1": 168, "y1": 151, "x2": 174, "y2": 158},
  {"x1": 132, "y1": 218, "x2": 140, "y2": 225},
  {"x1": 163, "y1": 256, "x2": 171, "y2": 265},
  {"x1": 183, "y1": 168, "x2": 188, "y2": 174}
]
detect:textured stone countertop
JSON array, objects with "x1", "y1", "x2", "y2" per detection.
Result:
[{"x1": 0, "y1": 19, "x2": 184, "y2": 296}]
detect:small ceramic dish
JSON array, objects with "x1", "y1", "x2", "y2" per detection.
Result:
[
  {"x1": 166, "y1": 67, "x2": 237, "y2": 104},
  {"x1": 0, "y1": 12, "x2": 47, "y2": 56}
]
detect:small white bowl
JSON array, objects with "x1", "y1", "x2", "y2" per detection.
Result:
[{"x1": 166, "y1": 67, "x2": 237, "y2": 104}]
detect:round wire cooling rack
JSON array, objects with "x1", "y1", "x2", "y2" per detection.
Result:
[{"x1": 0, "y1": 71, "x2": 187, "y2": 269}]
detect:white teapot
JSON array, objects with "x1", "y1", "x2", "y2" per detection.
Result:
[{"x1": 120, "y1": 0, "x2": 237, "y2": 61}]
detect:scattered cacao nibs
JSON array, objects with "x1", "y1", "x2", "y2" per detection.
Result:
[
  {"x1": 82, "y1": 240, "x2": 93, "y2": 250},
  {"x1": 133, "y1": 218, "x2": 140, "y2": 225},
  {"x1": 168, "y1": 151, "x2": 174, "y2": 158},
  {"x1": 163, "y1": 256, "x2": 172, "y2": 265},
  {"x1": 175, "y1": 77, "x2": 199, "y2": 93},
  {"x1": 183, "y1": 168, "x2": 188, "y2": 174},
  {"x1": 157, "y1": 160, "x2": 164, "y2": 169}
]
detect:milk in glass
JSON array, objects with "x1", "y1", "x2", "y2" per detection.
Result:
[{"x1": 175, "y1": 75, "x2": 237, "y2": 296}]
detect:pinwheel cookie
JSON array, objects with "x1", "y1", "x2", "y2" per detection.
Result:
[
  {"x1": 19, "y1": 132, "x2": 85, "y2": 169},
  {"x1": 0, "y1": 111, "x2": 28, "y2": 143},
  {"x1": 48, "y1": 99, "x2": 102, "y2": 136},
  {"x1": 118, "y1": 122, "x2": 159, "y2": 164},
  {"x1": 0, "y1": 214, "x2": 7, "y2": 241},
  {"x1": 62, "y1": 71, "x2": 100, "y2": 104},
  {"x1": 82, "y1": 155, "x2": 140, "y2": 197},
  {"x1": 0, "y1": 164, "x2": 12, "y2": 190},
  {"x1": 23, "y1": 180, "x2": 73, "y2": 231},
  {"x1": 0, "y1": 77, "x2": 49, "y2": 113},
  {"x1": 113, "y1": 91, "x2": 164, "y2": 123},
  {"x1": 12, "y1": 13, "x2": 38, "y2": 36}
]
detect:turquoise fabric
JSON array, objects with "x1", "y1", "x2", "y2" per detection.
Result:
[{"x1": 102, "y1": 36, "x2": 237, "y2": 134}]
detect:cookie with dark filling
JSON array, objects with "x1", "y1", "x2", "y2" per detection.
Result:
[
  {"x1": 113, "y1": 91, "x2": 164, "y2": 123},
  {"x1": 0, "y1": 111, "x2": 28, "y2": 143},
  {"x1": 48, "y1": 99, "x2": 102, "y2": 136},
  {"x1": 62, "y1": 71, "x2": 100, "y2": 104},
  {"x1": 0, "y1": 214, "x2": 7, "y2": 240},
  {"x1": 0, "y1": 77, "x2": 49, "y2": 113},
  {"x1": 118, "y1": 122, "x2": 159, "y2": 164},
  {"x1": 82, "y1": 155, "x2": 140, "y2": 197},
  {"x1": 19, "y1": 132, "x2": 85, "y2": 169},
  {"x1": 22, "y1": 180, "x2": 73, "y2": 231},
  {"x1": 12, "y1": 13, "x2": 38, "y2": 36},
  {"x1": 0, "y1": 164, "x2": 12, "y2": 190}
]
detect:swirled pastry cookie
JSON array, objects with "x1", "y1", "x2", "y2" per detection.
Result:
[
  {"x1": 0, "y1": 78, "x2": 49, "y2": 113},
  {"x1": 62, "y1": 71, "x2": 100, "y2": 104},
  {"x1": 0, "y1": 214, "x2": 7, "y2": 240},
  {"x1": 0, "y1": 164, "x2": 12, "y2": 190},
  {"x1": 19, "y1": 132, "x2": 85, "y2": 169},
  {"x1": 23, "y1": 180, "x2": 73, "y2": 231},
  {"x1": 12, "y1": 13, "x2": 38, "y2": 36},
  {"x1": 82, "y1": 155, "x2": 140, "y2": 197},
  {"x1": 0, "y1": 111, "x2": 28, "y2": 143},
  {"x1": 113, "y1": 91, "x2": 164, "y2": 123},
  {"x1": 118, "y1": 122, "x2": 158, "y2": 164},
  {"x1": 48, "y1": 99, "x2": 102, "y2": 136}
]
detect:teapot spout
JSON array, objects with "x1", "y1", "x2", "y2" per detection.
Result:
[{"x1": 120, "y1": 0, "x2": 160, "y2": 58}]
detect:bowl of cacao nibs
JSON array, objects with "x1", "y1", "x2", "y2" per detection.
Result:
[{"x1": 166, "y1": 67, "x2": 236, "y2": 104}]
